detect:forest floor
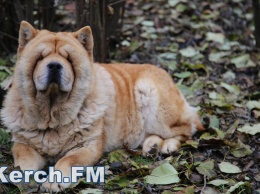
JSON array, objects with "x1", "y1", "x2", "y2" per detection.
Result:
[{"x1": 0, "y1": 0, "x2": 259, "y2": 193}]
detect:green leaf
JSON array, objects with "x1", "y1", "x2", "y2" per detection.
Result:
[
  {"x1": 210, "y1": 100, "x2": 234, "y2": 109},
  {"x1": 80, "y1": 188, "x2": 103, "y2": 194},
  {"x1": 129, "y1": 40, "x2": 141, "y2": 53},
  {"x1": 206, "y1": 32, "x2": 225, "y2": 44},
  {"x1": 196, "y1": 160, "x2": 217, "y2": 179},
  {"x1": 141, "y1": 20, "x2": 154, "y2": 27},
  {"x1": 174, "y1": 71, "x2": 192, "y2": 79},
  {"x1": 179, "y1": 47, "x2": 199, "y2": 58},
  {"x1": 185, "y1": 140, "x2": 198, "y2": 148},
  {"x1": 177, "y1": 84, "x2": 193, "y2": 96},
  {"x1": 107, "y1": 176, "x2": 129, "y2": 188},
  {"x1": 200, "y1": 132, "x2": 216, "y2": 140},
  {"x1": 246, "y1": 100, "x2": 260, "y2": 111},
  {"x1": 230, "y1": 139, "x2": 253, "y2": 158},
  {"x1": 209, "y1": 115, "x2": 220, "y2": 129},
  {"x1": 237, "y1": 123, "x2": 260, "y2": 135},
  {"x1": 134, "y1": 16, "x2": 145, "y2": 25},
  {"x1": 168, "y1": 0, "x2": 180, "y2": 7},
  {"x1": 159, "y1": 52, "x2": 177, "y2": 60},
  {"x1": 208, "y1": 92, "x2": 224, "y2": 100},
  {"x1": 108, "y1": 149, "x2": 128, "y2": 163},
  {"x1": 185, "y1": 63, "x2": 207, "y2": 72},
  {"x1": 179, "y1": 186, "x2": 194, "y2": 194},
  {"x1": 144, "y1": 163, "x2": 180, "y2": 185},
  {"x1": 218, "y1": 162, "x2": 241, "y2": 173},
  {"x1": 176, "y1": 4, "x2": 187, "y2": 12},
  {"x1": 222, "y1": 70, "x2": 236, "y2": 81},
  {"x1": 208, "y1": 52, "x2": 230, "y2": 63},
  {"x1": 231, "y1": 54, "x2": 256, "y2": 68},
  {"x1": 225, "y1": 119, "x2": 240, "y2": 138},
  {"x1": 220, "y1": 82, "x2": 240, "y2": 95},
  {"x1": 0, "y1": 59, "x2": 8, "y2": 66},
  {"x1": 161, "y1": 191, "x2": 175, "y2": 194},
  {"x1": 227, "y1": 182, "x2": 251, "y2": 194},
  {"x1": 191, "y1": 79, "x2": 204, "y2": 91},
  {"x1": 0, "y1": 66, "x2": 12, "y2": 75},
  {"x1": 166, "y1": 61, "x2": 177, "y2": 71},
  {"x1": 121, "y1": 188, "x2": 139, "y2": 194},
  {"x1": 208, "y1": 179, "x2": 229, "y2": 186}
]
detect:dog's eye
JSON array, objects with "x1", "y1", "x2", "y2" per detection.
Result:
[
  {"x1": 67, "y1": 57, "x2": 72, "y2": 64},
  {"x1": 36, "y1": 56, "x2": 43, "y2": 64}
]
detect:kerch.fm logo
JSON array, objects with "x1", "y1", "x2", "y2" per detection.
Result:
[{"x1": 0, "y1": 166, "x2": 105, "y2": 184}]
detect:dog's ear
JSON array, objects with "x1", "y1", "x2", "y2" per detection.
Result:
[
  {"x1": 74, "y1": 26, "x2": 94, "y2": 55},
  {"x1": 18, "y1": 21, "x2": 37, "y2": 54}
]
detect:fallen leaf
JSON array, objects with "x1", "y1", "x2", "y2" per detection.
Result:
[
  {"x1": 237, "y1": 123, "x2": 260, "y2": 135},
  {"x1": 80, "y1": 188, "x2": 103, "y2": 194},
  {"x1": 206, "y1": 32, "x2": 225, "y2": 44},
  {"x1": 222, "y1": 70, "x2": 236, "y2": 81},
  {"x1": 177, "y1": 186, "x2": 194, "y2": 194},
  {"x1": 174, "y1": 71, "x2": 192, "y2": 79},
  {"x1": 227, "y1": 182, "x2": 251, "y2": 194},
  {"x1": 144, "y1": 163, "x2": 180, "y2": 184},
  {"x1": 208, "y1": 52, "x2": 230, "y2": 63},
  {"x1": 196, "y1": 160, "x2": 217, "y2": 179},
  {"x1": 208, "y1": 179, "x2": 229, "y2": 186},
  {"x1": 230, "y1": 139, "x2": 253, "y2": 158},
  {"x1": 179, "y1": 47, "x2": 199, "y2": 58},
  {"x1": 231, "y1": 54, "x2": 255, "y2": 68},
  {"x1": 177, "y1": 84, "x2": 193, "y2": 96},
  {"x1": 108, "y1": 149, "x2": 128, "y2": 163},
  {"x1": 168, "y1": 0, "x2": 180, "y2": 7},
  {"x1": 159, "y1": 52, "x2": 177, "y2": 60},
  {"x1": 191, "y1": 79, "x2": 204, "y2": 92},
  {"x1": 218, "y1": 162, "x2": 242, "y2": 173},
  {"x1": 141, "y1": 20, "x2": 154, "y2": 27},
  {"x1": 121, "y1": 188, "x2": 139, "y2": 194},
  {"x1": 220, "y1": 82, "x2": 240, "y2": 95},
  {"x1": 246, "y1": 100, "x2": 260, "y2": 111}
]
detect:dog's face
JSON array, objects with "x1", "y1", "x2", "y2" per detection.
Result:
[
  {"x1": 17, "y1": 21, "x2": 94, "y2": 97},
  {"x1": 33, "y1": 46, "x2": 74, "y2": 93},
  {"x1": 5, "y1": 21, "x2": 96, "y2": 128}
]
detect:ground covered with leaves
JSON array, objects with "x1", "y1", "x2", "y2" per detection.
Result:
[{"x1": 0, "y1": 0, "x2": 260, "y2": 193}]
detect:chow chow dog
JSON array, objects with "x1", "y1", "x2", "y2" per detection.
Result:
[{"x1": 1, "y1": 21, "x2": 204, "y2": 192}]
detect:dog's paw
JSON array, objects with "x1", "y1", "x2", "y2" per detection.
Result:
[
  {"x1": 142, "y1": 135, "x2": 163, "y2": 157},
  {"x1": 41, "y1": 180, "x2": 70, "y2": 193},
  {"x1": 142, "y1": 135, "x2": 182, "y2": 156},
  {"x1": 160, "y1": 138, "x2": 181, "y2": 154}
]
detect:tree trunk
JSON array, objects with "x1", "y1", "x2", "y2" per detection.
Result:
[{"x1": 253, "y1": 0, "x2": 260, "y2": 48}]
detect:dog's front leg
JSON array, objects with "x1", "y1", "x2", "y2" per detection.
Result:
[
  {"x1": 42, "y1": 134, "x2": 104, "y2": 192},
  {"x1": 12, "y1": 143, "x2": 46, "y2": 191},
  {"x1": 12, "y1": 143, "x2": 46, "y2": 171}
]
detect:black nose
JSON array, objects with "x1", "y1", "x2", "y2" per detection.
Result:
[
  {"x1": 47, "y1": 62, "x2": 62, "y2": 72},
  {"x1": 47, "y1": 62, "x2": 62, "y2": 85}
]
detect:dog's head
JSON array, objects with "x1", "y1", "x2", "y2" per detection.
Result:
[
  {"x1": 17, "y1": 21, "x2": 94, "y2": 94},
  {"x1": 3, "y1": 21, "x2": 96, "y2": 129}
]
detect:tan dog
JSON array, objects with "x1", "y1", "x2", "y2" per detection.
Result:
[{"x1": 1, "y1": 21, "x2": 204, "y2": 192}]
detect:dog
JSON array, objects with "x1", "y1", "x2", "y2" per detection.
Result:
[{"x1": 1, "y1": 21, "x2": 204, "y2": 192}]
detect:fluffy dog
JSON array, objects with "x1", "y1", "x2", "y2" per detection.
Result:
[{"x1": 1, "y1": 21, "x2": 204, "y2": 192}]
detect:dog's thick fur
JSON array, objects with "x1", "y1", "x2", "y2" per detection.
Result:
[{"x1": 1, "y1": 21, "x2": 204, "y2": 191}]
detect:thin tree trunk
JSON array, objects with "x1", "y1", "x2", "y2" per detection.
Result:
[{"x1": 253, "y1": 0, "x2": 260, "y2": 48}]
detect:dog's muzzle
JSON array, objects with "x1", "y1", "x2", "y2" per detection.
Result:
[{"x1": 47, "y1": 62, "x2": 62, "y2": 85}]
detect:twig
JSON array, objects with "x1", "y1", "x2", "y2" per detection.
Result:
[
  {"x1": 200, "y1": 175, "x2": 207, "y2": 194},
  {"x1": 108, "y1": 0, "x2": 125, "y2": 6},
  {"x1": 0, "y1": 31, "x2": 17, "y2": 41}
]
